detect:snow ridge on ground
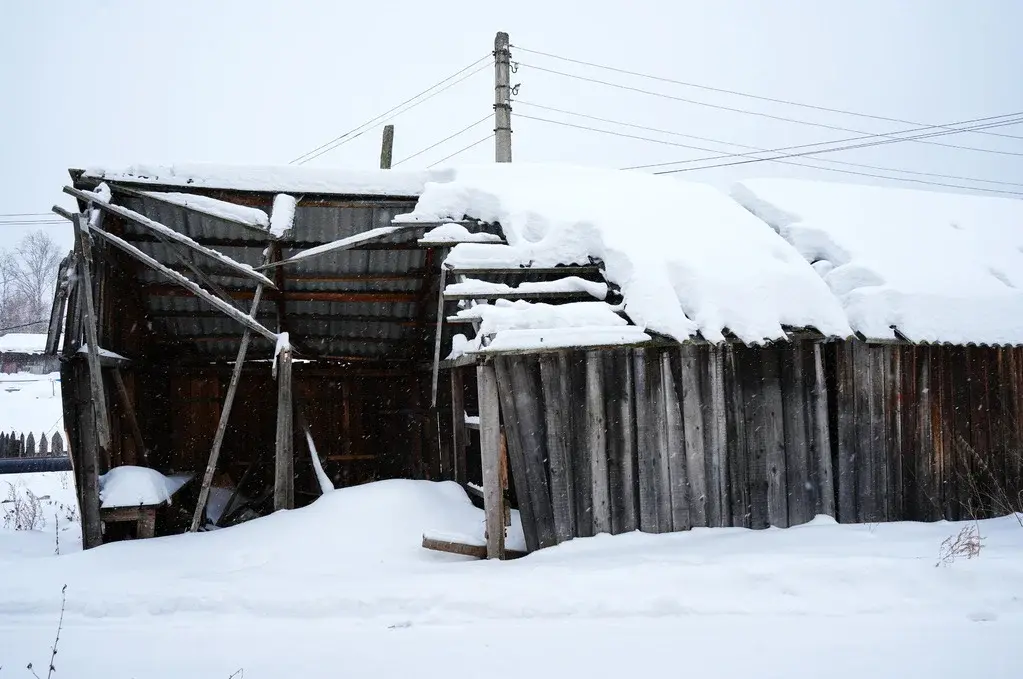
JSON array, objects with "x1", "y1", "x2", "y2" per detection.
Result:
[
  {"x1": 732, "y1": 178, "x2": 1023, "y2": 345},
  {"x1": 399, "y1": 164, "x2": 852, "y2": 344}
]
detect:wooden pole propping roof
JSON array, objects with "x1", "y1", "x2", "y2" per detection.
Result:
[{"x1": 62, "y1": 185, "x2": 276, "y2": 290}]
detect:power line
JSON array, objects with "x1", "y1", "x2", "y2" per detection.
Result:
[
  {"x1": 0, "y1": 213, "x2": 53, "y2": 218},
  {"x1": 392, "y1": 114, "x2": 492, "y2": 167},
  {"x1": 516, "y1": 102, "x2": 1023, "y2": 188},
  {"x1": 0, "y1": 319, "x2": 50, "y2": 333},
  {"x1": 0, "y1": 221, "x2": 66, "y2": 227},
  {"x1": 428, "y1": 134, "x2": 494, "y2": 169},
  {"x1": 290, "y1": 55, "x2": 493, "y2": 165},
  {"x1": 511, "y1": 44, "x2": 1023, "y2": 142},
  {"x1": 517, "y1": 62, "x2": 1023, "y2": 158}
]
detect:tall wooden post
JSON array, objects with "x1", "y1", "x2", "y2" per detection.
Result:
[
  {"x1": 274, "y1": 344, "x2": 295, "y2": 511},
  {"x1": 450, "y1": 368, "x2": 467, "y2": 484},
  {"x1": 494, "y1": 32, "x2": 513, "y2": 163},
  {"x1": 477, "y1": 361, "x2": 505, "y2": 558},
  {"x1": 380, "y1": 125, "x2": 394, "y2": 169},
  {"x1": 73, "y1": 213, "x2": 110, "y2": 548}
]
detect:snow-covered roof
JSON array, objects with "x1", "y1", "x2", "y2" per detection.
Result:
[
  {"x1": 400, "y1": 164, "x2": 853, "y2": 346},
  {"x1": 0, "y1": 333, "x2": 48, "y2": 355},
  {"x1": 82, "y1": 163, "x2": 453, "y2": 197},
  {"x1": 732, "y1": 179, "x2": 1023, "y2": 346}
]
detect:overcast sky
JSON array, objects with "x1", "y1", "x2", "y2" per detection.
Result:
[{"x1": 3, "y1": 0, "x2": 1023, "y2": 251}]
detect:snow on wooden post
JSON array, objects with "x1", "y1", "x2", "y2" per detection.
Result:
[
  {"x1": 477, "y1": 360, "x2": 505, "y2": 559},
  {"x1": 274, "y1": 336, "x2": 295, "y2": 511},
  {"x1": 189, "y1": 270, "x2": 269, "y2": 532}
]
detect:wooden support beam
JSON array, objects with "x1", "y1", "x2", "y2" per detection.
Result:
[
  {"x1": 450, "y1": 368, "x2": 467, "y2": 484},
  {"x1": 73, "y1": 213, "x2": 109, "y2": 550},
  {"x1": 54, "y1": 207, "x2": 278, "y2": 343},
  {"x1": 431, "y1": 267, "x2": 448, "y2": 407},
  {"x1": 274, "y1": 344, "x2": 295, "y2": 511},
  {"x1": 152, "y1": 231, "x2": 244, "y2": 311},
  {"x1": 477, "y1": 361, "x2": 505, "y2": 559},
  {"x1": 45, "y1": 252, "x2": 74, "y2": 355},
  {"x1": 63, "y1": 186, "x2": 275, "y2": 289},
  {"x1": 255, "y1": 226, "x2": 421, "y2": 271},
  {"x1": 111, "y1": 368, "x2": 148, "y2": 466},
  {"x1": 189, "y1": 265, "x2": 269, "y2": 532}
]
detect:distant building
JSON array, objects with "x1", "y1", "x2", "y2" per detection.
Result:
[{"x1": 0, "y1": 333, "x2": 59, "y2": 374}]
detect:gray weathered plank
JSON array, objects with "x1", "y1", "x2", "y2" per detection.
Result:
[
  {"x1": 633, "y1": 349, "x2": 658, "y2": 532},
  {"x1": 810, "y1": 343, "x2": 835, "y2": 518},
  {"x1": 274, "y1": 345, "x2": 295, "y2": 511},
  {"x1": 835, "y1": 343, "x2": 858, "y2": 522},
  {"x1": 679, "y1": 345, "x2": 708, "y2": 527},
  {"x1": 854, "y1": 341, "x2": 876, "y2": 522},
  {"x1": 540, "y1": 352, "x2": 575, "y2": 542},
  {"x1": 607, "y1": 350, "x2": 638, "y2": 534},
  {"x1": 477, "y1": 361, "x2": 506, "y2": 557},
  {"x1": 761, "y1": 348, "x2": 788, "y2": 528},
  {"x1": 724, "y1": 346, "x2": 750, "y2": 527},
  {"x1": 781, "y1": 343, "x2": 811, "y2": 526},
  {"x1": 450, "y1": 368, "x2": 467, "y2": 485},
  {"x1": 586, "y1": 351, "x2": 611, "y2": 534},
  {"x1": 662, "y1": 350, "x2": 690, "y2": 530},
  {"x1": 740, "y1": 348, "x2": 770, "y2": 528},
  {"x1": 701, "y1": 346, "x2": 728, "y2": 527},
  {"x1": 567, "y1": 352, "x2": 594, "y2": 538}
]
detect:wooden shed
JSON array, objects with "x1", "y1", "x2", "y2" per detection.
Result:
[{"x1": 48, "y1": 164, "x2": 1023, "y2": 555}]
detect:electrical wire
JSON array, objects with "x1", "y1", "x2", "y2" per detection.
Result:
[
  {"x1": 516, "y1": 101, "x2": 1023, "y2": 188},
  {"x1": 511, "y1": 44, "x2": 1023, "y2": 142},
  {"x1": 517, "y1": 62, "x2": 1023, "y2": 158},
  {"x1": 0, "y1": 213, "x2": 53, "y2": 218},
  {"x1": 0, "y1": 319, "x2": 50, "y2": 333},
  {"x1": 392, "y1": 114, "x2": 492, "y2": 167},
  {"x1": 290, "y1": 55, "x2": 493, "y2": 165},
  {"x1": 427, "y1": 134, "x2": 493, "y2": 168}
]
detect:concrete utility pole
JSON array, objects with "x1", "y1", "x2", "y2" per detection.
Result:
[
  {"x1": 379, "y1": 124, "x2": 394, "y2": 169},
  {"x1": 494, "y1": 32, "x2": 512, "y2": 162}
]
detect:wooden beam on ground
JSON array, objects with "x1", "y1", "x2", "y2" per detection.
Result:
[
  {"x1": 73, "y1": 213, "x2": 108, "y2": 550},
  {"x1": 111, "y1": 368, "x2": 148, "y2": 466},
  {"x1": 54, "y1": 207, "x2": 278, "y2": 343},
  {"x1": 421, "y1": 536, "x2": 526, "y2": 559},
  {"x1": 63, "y1": 186, "x2": 275, "y2": 289},
  {"x1": 274, "y1": 344, "x2": 295, "y2": 511},
  {"x1": 477, "y1": 361, "x2": 505, "y2": 559},
  {"x1": 189, "y1": 263, "x2": 269, "y2": 532}
]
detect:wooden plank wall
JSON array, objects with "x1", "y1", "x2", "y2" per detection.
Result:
[
  {"x1": 494, "y1": 340, "x2": 836, "y2": 551},
  {"x1": 832, "y1": 341, "x2": 1023, "y2": 523}
]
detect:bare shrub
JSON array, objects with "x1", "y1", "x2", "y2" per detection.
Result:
[
  {"x1": 1, "y1": 482, "x2": 43, "y2": 531},
  {"x1": 936, "y1": 523, "x2": 983, "y2": 567}
]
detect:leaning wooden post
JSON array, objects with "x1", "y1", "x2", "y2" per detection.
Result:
[
  {"x1": 189, "y1": 276, "x2": 268, "y2": 531},
  {"x1": 477, "y1": 360, "x2": 505, "y2": 558},
  {"x1": 274, "y1": 338, "x2": 295, "y2": 511},
  {"x1": 74, "y1": 212, "x2": 110, "y2": 549}
]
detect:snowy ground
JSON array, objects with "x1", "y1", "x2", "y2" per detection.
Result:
[
  {"x1": 0, "y1": 371, "x2": 64, "y2": 442},
  {"x1": 1, "y1": 477, "x2": 1021, "y2": 677}
]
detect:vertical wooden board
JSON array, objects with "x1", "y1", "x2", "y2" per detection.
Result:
[
  {"x1": 806, "y1": 343, "x2": 835, "y2": 518},
  {"x1": 633, "y1": 349, "x2": 657, "y2": 532},
  {"x1": 702, "y1": 346, "x2": 728, "y2": 527},
  {"x1": 738, "y1": 347, "x2": 770, "y2": 529},
  {"x1": 274, "y1": 348, "x2": 295, "y2": 511},
  {"x1": 929, "y1": 348, "x2": 947, "y2": 520},
  {"x1": 724, "y1": 346, "x2": 750, "y2": 527},
  {"x1": 540, "y1": 353, "x2": 576, "y2": 543},
  {"x1": 969, "y1": 348, "x2": 993, "y2": 515},
  {"x1": 835, "y1": 342, "x2": 858, "y2": 523},
  {"x1": 679, "y1": 345, "x2": 709, "y2": 527},
  {"x1": 606, "y1": 349, "x2": 638, "y2": 534},
  {"x1": 760, "y1": 347, "x2": 788, "y2": 528},
  {"x1": 478, "y1": 361, "x2": 508, "y2": 557},
  {"x1": 851, "y1": 341, "x2": 875, "y2": 522},
  {"x1": 781, "y1": 343, "x2": 811, "y2": 526},
  {"x1": 663, "y1": 349, "x2": 691, "y2": 530},
  {"x1": 450, "y1": 369, "x2": 467, "y2": 484},
  {"x1": 650, "y1": 349, "x2": 673, "y2": 532},
  {"x1": 586, "y1": 351, "x2": 611, "y2": 535},
  {"x1": 509, "y1": 356, "x2": 558, "y2": 548},
  {"x1": 915, "y1": 346, "x2": 936, "y2": 520},
  {"x1": 867, "y1": 345, "x2": 888, "y2": 521},
  {"x1": 899, "y1": 346, "x2": 919, "y2": 519},
  {"x1": 888, "y1": 346, "x2": 905, "y2": 520},
  {"x1": 999, "y1": 349, "x2": 1022, "y2": 502},
  {"x1": 568, "y1": 351, "x2": 594, "y2": 537}
]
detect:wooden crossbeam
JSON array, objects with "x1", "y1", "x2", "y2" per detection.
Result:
[
  {"x1": 53, "y1": 207, "x2": 278, "y2": 343},
  {"x1": 63, "y1": 186, "x2": 276, "y2": 290}
]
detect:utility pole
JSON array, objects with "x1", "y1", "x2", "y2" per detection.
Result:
[
  {"x1": 379, "y1": 124, "x2": 394, "y2": 169},
  {"x1": 494, "y1": 32, "x2": 512, "y2": 162}
]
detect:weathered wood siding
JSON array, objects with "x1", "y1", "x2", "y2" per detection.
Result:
[
  {"x1": 496, "y1": 340, "x2": 1023, "y2": 552},
  {"x1": 493, "y1": 341, "x2": 836, "y2": 549},
  {"x1": 831, "y1": 341, "x2": 1023, "y2": 523}
]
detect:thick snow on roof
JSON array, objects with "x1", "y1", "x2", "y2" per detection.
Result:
[
  {"x1": 401, "y1": 164, "x2": 851, "y2": 344},
  {"x1": 0, "y1": 333, "x2": 48, "y2": 354},
  {"x1": 733, "y1": 179, "x2": 1023, "y2": 345},
  {"x1": 83, "y1": 163, "x2": 452, "y2": 196},
  {"x1": 142, "y1": 191, "x2": 270, "y2": 228}
]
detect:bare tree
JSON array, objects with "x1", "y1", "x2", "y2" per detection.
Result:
[{"x1": 0, "y1": 231, "x2": 61, "y2": 332}]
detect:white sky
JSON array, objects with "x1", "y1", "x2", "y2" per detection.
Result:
[{"x1": 3, "y1": 0, "x2": 1023, "y2": 251}]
